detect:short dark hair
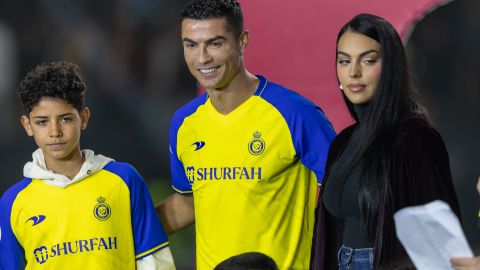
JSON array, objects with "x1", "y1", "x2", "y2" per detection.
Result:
[
  {"x1": 181, "y1": 0, "x2": 244, "y2": 37},
  {"x1": 214, "y1": 252, "x2": 279, "y2": 270},
  {"x1": 17, "y1": 61, "x2": 86, "y2": 115}
]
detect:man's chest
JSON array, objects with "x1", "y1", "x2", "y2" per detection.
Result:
[{"x1": 176, "y1": 112, "x2": 299, "y2": 186}]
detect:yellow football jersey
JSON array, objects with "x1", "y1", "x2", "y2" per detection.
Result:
[
  {"x1": 170, "y1": 76, "x2": 335, "y2": 269},
  {"x1": 0, "y1": 162, "x2": 169, "y2": 269}
]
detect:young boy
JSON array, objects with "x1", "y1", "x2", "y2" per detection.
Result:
[{"x1": 0, "y1": 61, "x2": 175, "y2": 269}]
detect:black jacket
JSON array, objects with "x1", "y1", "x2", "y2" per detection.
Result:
[{"x1": 311, "y1": 117, "x2": 462, "y2": 269}]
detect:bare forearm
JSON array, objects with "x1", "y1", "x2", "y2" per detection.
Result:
[
  {"x1": 451, "y1": 257, "x2": 480, "y2": 270},
  {"x1": 156, "y1": 193, "x2": 194, "y2": 235}
]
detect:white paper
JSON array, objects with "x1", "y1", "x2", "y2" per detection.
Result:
[{"x1": 394, "y1": 200, "x2": 473, "y2": 270}]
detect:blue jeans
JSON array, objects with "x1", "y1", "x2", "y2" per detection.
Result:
[{"x1": 338, "y1": 245, "x2": 374, "y2": 270}]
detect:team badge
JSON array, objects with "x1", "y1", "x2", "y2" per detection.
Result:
[
  {"x1": 93, "y1": 197, "x2": 111, "y2": 221},
  {"x1": 248, "y1": 131, "x2": 265, "y2": 156}
]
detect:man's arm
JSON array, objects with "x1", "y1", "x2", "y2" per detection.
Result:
[{"x1": 156, "y1": 193, "x2": 194, "y2": 235}]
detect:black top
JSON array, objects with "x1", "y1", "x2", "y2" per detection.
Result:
[
  {"x1": 311, "y1": 116, "x2": 462, "y2": 270},
  {"x1": 322, "y1": 104, "x2": 372, "y2": 248},
  {"x1": 322, "y1": 154, "x2": 372, "y2": 248}
]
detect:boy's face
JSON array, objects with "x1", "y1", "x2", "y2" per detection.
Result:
[{"x1": 21, "y1": 97, "x2": 90, "y2": 165}]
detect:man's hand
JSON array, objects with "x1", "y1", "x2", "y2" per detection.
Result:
[{"x1": 451, "y1": 257, "x2": 480, "y2": 270}]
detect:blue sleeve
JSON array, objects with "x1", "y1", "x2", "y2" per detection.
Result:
[
  {"x1": 262, "y1": 85, "x2": 336, "y2": 183},
  {"x1": 169, "y1": 94, "x2": 208, "y2": 194},
  {"x1": 169, "y1": 121, "x2": 192, "y2": 194},
  {"x1": 104, "y1": 163, "x2": 169, "y2": 260},
  {"x1": 294, "y1": 106, "x2": 336, "y2": 182},
  {"x1": 0, "y1": 179, "x2": 31, "y2": 270}
]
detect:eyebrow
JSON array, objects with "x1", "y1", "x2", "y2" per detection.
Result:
[
  {"x1": 337, "y1": 49, "x2": 380, "y2": 58},
  {"x1": 182, "y1": 36, "x2": 227, "y2": 44},
  {"x1": 32, "y1": 113, "x2": 75, "y2": 119}
]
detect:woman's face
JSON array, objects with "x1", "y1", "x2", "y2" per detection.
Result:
[{"x1": 336, "y1": 30, "x2": 382, "y2": 105}]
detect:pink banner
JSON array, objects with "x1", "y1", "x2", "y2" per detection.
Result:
[{"x1": 240, "y1": 0, "x2": 452, "y2": 131}]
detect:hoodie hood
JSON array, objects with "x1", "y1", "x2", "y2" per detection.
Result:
[{"x1": 23, "y1": 148, "x2": 114, "y2": 188}]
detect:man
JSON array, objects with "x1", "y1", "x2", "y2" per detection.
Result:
[{"x1": 156, "y1": 0, "x2": 336, "y2": 269}]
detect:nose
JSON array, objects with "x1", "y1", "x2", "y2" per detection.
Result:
[
  {"x1": 49, "y1": 121, "x2": 62, "y2": 137},
  {"x1": 198, "y1": 45, "x2": 212, "y2": 65},
  {"x1": 349, "y1": 61, "x2": 361, "y2": 78}
]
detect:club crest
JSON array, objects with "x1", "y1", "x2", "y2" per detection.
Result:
[
  {"x1": 248, "y1": 131, "x2": 265, "y2": 156},
  {"x1": 93, "y1": 196, "x2": 111, "y2": 221}
]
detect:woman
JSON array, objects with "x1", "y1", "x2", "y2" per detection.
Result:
[{"x1": 311, "y1": 14, "x2": 461, "y2": 270}]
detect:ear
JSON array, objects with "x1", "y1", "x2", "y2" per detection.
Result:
[
  {"x1": 239, "y1": 30, "x2": 249, "y2": 55},
  {"x1": 21, "y1": 115, "x2": 34, "y2": 136},
  {"x1": 80, "y1": 107, "x2": 91, "y2": 130}
]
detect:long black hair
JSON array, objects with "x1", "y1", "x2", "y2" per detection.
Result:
[{"x1": 334, "y1": 14, "x2": 426, "y2": 241}]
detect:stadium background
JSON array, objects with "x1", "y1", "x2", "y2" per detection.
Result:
[{"x1": 0, "y1": 0, "x2": 478, "y2": 268}]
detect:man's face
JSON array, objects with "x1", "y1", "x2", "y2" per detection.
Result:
[
  {"x1": 21, "y1": 97, "x2": 89, "y2": 166},
  {"x1": 181, "y1": 17, "x2": 247, "y2": 91}
]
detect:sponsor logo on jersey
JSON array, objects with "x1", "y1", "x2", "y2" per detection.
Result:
[
  {"x1": 26, "y1": 215, "x2": 46, "y2": 226},
  {"x1": 93, "y1": 197, "x2": 111, "y2": 221},
  {"x1": 33, "y1": 246, "x2": 48, "y2": 264},
  {"x1": 33, "y1": 237, "x2": 118, "y2": 264},
  {"x1": 248, "y1": 131, "x2": 265, "y2": 156},
  {"x1": 186, "y1": 166, "x2": 195, "y2": 184},
  {"x1": 185, "y1": 166, "x2": 262, "y2": 183},
  {"x1": 191, "y1": 141, "x2": 206, "y2": 151}
]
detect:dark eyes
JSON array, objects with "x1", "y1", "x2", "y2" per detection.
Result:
[
  {"x1": 337, "y1": 58, "x2": 378, "y2": 65},
  {"x1": 363, "y1": 59, "x2": 377, "y2": 65},
  {"x1": 34, "y1": 117, "x2": 72, "y2": 126},
  {"x1": 183, "y1": 41, "x2": 223, "y2": 48},
  {"x1": 60, "y1": 117, "x2": 72, "y2": 123},
  {"x1": 35, "y1": 120, "x2": 48, "y2": 126}
]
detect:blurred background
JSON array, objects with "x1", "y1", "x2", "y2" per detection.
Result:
[{"x1": 0, "y1": 0, "x2": 478, "y2": 269}]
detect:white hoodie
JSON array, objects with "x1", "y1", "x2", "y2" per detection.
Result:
[{"x1": 24, "y1": 148, "x2": 176, "y2": 270}]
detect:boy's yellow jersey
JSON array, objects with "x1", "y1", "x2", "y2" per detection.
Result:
[
  {"x1": 0, "y1": 162, "x2": 169, "y2": 269},
  {"x1": 170, "y1": 76, "x2": 336, "y2": 269}
]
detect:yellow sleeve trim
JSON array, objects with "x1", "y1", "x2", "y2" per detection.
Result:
[
  {"x1": 172, "y1": 185, "x2": 193, "y2": 194},
  {"x1": 136, "y1": 242, "x2": 169, "y2": 259}
]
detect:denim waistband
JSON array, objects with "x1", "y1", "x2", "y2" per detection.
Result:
[{"x1": 338, "y1": 245, "x2": 374, "y2": 264}]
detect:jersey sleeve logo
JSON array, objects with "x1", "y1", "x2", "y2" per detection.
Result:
[
  {"x1": 192, "y1": 141, "x2": 206, "y2": 151},
  {"x1": 248, "y1": 131, "x2": 266, "y2": 156},
  {"x1": 93, "y1": 197, "x2": 111, "y2": 221},
  {"x1": 26, "y1": 215, "x2": 46, "y2": 226},
  {"x1": 186, "y1": 166, "x2": 195, "y2": 184}
]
